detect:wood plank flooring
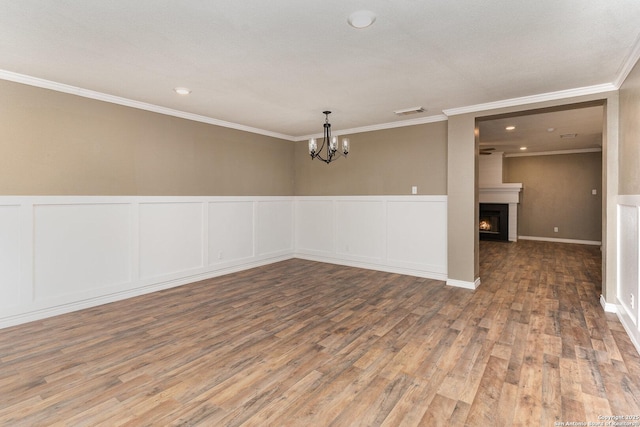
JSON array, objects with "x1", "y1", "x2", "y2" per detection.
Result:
[{"x1": 1, "y1": 240, "x2": 639, "y2": 426}]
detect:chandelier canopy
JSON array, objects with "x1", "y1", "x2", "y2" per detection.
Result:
[{"x1": 308, "y1": 111, "x2": 349, "y2": 164}]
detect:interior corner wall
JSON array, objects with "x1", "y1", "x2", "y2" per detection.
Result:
[
  {"x1": 504, "y1": 152, "x2": 602, "y2": 242},
  {"x1": 293, "y1": 121, "x2": 448, "y2": 196},
  {"x1": 0, "y1": 79, "x2": 295, "y2": 196},
  {"x1": 0, "y1": 78, "x2": 455, "y2": 328},
  {"x1": 617, "y1": 58, "x2": 640, "y2": 352}
]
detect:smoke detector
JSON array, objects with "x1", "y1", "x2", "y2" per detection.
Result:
[
  {"x1": 394, "y1": 106, "x2": 426, "y2": 116},
  {"x1": 348, "y1": 11, "x2": 376, "y2": 29}
]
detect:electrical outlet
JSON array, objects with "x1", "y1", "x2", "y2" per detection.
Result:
[
  {"x1": 411, "y1": 186, "x2": 418, "y2": 195},
  {"x1": 553, "y1": 227, "x2": 559, "y2": 233},
  {"x1": 218, "y1": 251, "x2": 223, "y2": 260}
]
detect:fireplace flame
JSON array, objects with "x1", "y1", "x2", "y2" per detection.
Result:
[{"x1": 479, "y1": 220, "x2": 492, "y2": 231}]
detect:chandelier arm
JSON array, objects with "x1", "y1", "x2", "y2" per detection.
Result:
[
  {"x1": 316, "y1": 137, "x2": 326, "y2": 155},
  {"x1": 315, "y1": 136, "x2": 331, "y2": 162},
  {"x1": 313, "y1": 150, "x2": 330, "y2": 163}
]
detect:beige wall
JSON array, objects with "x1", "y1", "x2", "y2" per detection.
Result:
[
  {"x1": 619, "y1": 61, "x2": 640, "y2": 195},
  {"x1": 505, "y1": 152, "x2": 602, "y2": 241},
  {"x1": 293, "y1": 122, "x2": 447, "y2": 195},
  {"x1": 0, "y1": 80, "x2": 294, "y2": 196}
]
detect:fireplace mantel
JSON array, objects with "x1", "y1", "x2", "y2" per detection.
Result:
[
  {"x1": 479, "y1": 183, "x2": 523, "y2": 204},
  {"x1": 479, "y1": 183, "x2": 522, "y2": 242}
]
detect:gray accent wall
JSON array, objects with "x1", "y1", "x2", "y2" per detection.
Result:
[{"x1": 505, "y1": 152, "x2": 602, "y2": 242}]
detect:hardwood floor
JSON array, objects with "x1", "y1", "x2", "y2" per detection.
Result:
[{"x1": 1, "y1": 240, "x2": 639, "y2": 426}]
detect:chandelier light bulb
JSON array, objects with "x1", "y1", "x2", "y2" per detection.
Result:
[
  {"x1": 330, "y1": 136, "x2": 338, "y2": 152},
  {"x1": 342, "y1": 138, "x2": 350, "y2": 155}
]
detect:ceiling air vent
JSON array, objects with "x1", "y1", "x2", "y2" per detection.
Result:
[
  {"x1": 560, "y1": 133, "x2": 577, "y2": 139},
  {"x1": 394, "y1": 106, "x2": 426, "y2": 116}
]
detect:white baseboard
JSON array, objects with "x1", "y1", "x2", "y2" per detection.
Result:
[
  {"x1": 294, "y1": 253, "x2": 448, "y2": 282},
  {"x1": 600, "y1": 294, "x2": 617, "y2": 313},
  {"x1": 518, "y1": 235, "x2": 602, "y2": 246},
  {"x1": 446, "y1": 277, "x2": 480, "y2": 290},
  {"x1": 616, "y1": 307, "x2": 640, "y2": 357},
  {"x1": 0, "y1": 254, "x2": 293, "y2": 330},
  {"x1": 599, "y1": 295, "x2": 640, "y2": 357}
]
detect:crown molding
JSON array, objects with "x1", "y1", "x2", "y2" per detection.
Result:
[
  {"x1": 504, "y1": 147, "x2": 602, "y2": 158},
  {"x1": 613, "y1": 33, "x2": 640, "y2": 88},
  {"x1": 295, "y1": 114, "x2": 448, "y2": 141},
  {"x1": 2, "y1": 69, "x2": 448, "y2": 141},
  {"x1": 0, "y1": 69, "x2": 297, "y2": 141},
  {"x1": 4, "y1": 66, "x2": 632, "y2": 141},
  {"x1": 442, "y1": 83, "x2": 617, "y2": 117}
]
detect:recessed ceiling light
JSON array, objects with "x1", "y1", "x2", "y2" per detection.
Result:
[
  {"x1": 505, "y1": 126, "x2": 516, "y2": 131},
  {"x1": 348, "y1": 10, "x2": 376, "y2": 29},
  {"x1": 394, "y1": 106, "x2": 426, "y2": 116},
  {"x1": 547, "y1": 127, "x2": 555, "y2": 132},
  {"x1": 520, "y1": 146, "x2": 527, "y2": 150},
  {"x1": 174, "y1": 87, "x2": 191, "y2": 95}
]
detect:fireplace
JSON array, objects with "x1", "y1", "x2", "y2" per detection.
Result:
[{"x1": 479, "y1": 203, "x2": 509, "y2": 241}]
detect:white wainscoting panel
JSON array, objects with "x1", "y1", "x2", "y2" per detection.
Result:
[
  {"x1": 295, "y1": 200, "x2": 334, "y2": 255},
  {"x1": 139, "y1": 202, "x2": 204, "y2": 280},
  {"x1": 208, "y1": 201, "x2": 254, "y2": 265},
  {"x1": 617, "y1": 195, "x2": 640, "y2": 355},
  {"x1": 387, "y1": 200, "x2": 447, "y2": 275},
  {"x1": 34, "y1": 203, "x2": 132, "y2": 303},
  {"x1": 295, "y1": 196, "x2": 448, "y2": 280},
  {"x1": 619, "y1": 204, "x2": 638, "y2": 323},
  {"x1": 0, "y1": 195, "x2": 449, "y2": 329},
  {"x1": 0, "y1": 196, "x2": 294, "y2": 329},
  {"x1": 335, "y1": 200, "x2": 386, "y2": 261},
  {"x1": 0, "y1": 205, "x2": 22, "y2": 309},
  {"x1": 256, "y1": 200, "x2": 293, "y2": 257}
]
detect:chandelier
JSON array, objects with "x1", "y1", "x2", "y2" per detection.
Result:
[{"x1": 308, "y1": 111, "x2": 350, "y2": 164}]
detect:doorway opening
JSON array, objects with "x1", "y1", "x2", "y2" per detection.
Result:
[{"x1": 476, "y1": 101, "x2": 605, "y2": 287}]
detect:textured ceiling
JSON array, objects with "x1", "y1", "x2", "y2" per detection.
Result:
[
  {"x1": 478, "y1": 105, "x2": 604, "y2": 154},
  {"x1": 1, "y1": 1, "x2": 639, "y2": 140}
]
